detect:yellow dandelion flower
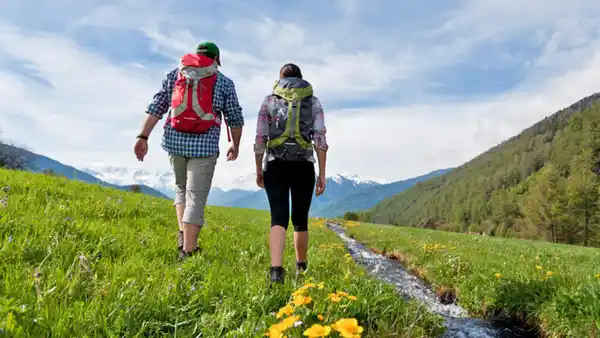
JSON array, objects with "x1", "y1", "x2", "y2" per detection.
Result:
[
  {"x1": 317, "y1": 282, "x2": 325, "y2": 289},
  {"x1": 276, "y1": 304, "x2": 295, "y2": 319},
  {"x1": 273, "y1": 315, "x2": 301, "y2": 332},
  {"x1": 265, "y1": 326, "x2": 285, "y2": 337},
  {"x1": 327, "y1": 293, "x2": 342, "y2": 303},
  {"x1": 336, "y1": 291, "x2": 349, "y2": 297},
  {"x1": 546, "y1": 271, "x2": 553, "y2": 277},
  {"x1": 495, "y1": 273, "x2": 501, "y2": 279},
  {"x1": 303, "y1": 324, "x2": 331, "y2": 337},
  {"x1": 293, "y1": 295, "x2": 313, "y2": 306},
  {"x1": 347, "y1": 295, "x2": 357, "y2": 301},
  {"x1": 317, "y1": 314, "x2": 324, "y2": 321},
  {"x1": 331, "y1": 318, "x2": 364, "y2": 338}
]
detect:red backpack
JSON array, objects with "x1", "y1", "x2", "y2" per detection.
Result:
[{"x1": 168, "y1": 53, "x2": 230, "y2": 140}]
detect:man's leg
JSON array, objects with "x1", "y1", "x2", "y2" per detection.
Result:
[
  {"x1": 182, "y1": 155, "x2": 218, "y2": 253},
  {"x1": 169, "y1": 155, "x2": 188, "y2": 251},
  {"x1": 290, "y1": 161, "x2": 316, "y2": 274},
  {"x1": 263, "y1": 159, "x2": 290, "y2": 283}
]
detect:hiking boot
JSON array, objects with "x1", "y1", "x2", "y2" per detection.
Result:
[
  {"x1": 296, "y1": 262, "x2": 308, "y2": 276},
  {"x1": 178, "y1": 246, "x2": 200, "y2": 261},
  {"x1": 270, "y1": 266, "x2": 285, "y2": 284},
  {"x1": 177, "y1": 231, "x2": 183, "y2": 251}
]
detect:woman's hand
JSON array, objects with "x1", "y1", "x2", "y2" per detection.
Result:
[{"x1": 315, "y1": 174, "x2": 326, "y2": 196}]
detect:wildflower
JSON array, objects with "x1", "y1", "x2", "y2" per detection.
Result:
[
  {"x1": 276, "y1": 304, "x2": 295, "y2": 319},
  {"x1": 264, "y1": 326, "x2": 285, "y2": 338},
  {"x1": 495, "y1": 273, "x2": 501, "y2": 279},
  {"x1": 535, "y1": 265, "x2": 542, "y2": 270},
  {"x1": 331, "y1": 318, "x2": 364, "y2": 338},
  {"x1": 317, "y1": 314, "x2": 324, "y2": 321},
  {"x1": 595, "y1": 273, "x2": 600, "y2": 278},
  {"x1": 293, "y1": 295, "x2": 313, "y2": 306},
  {"x1": 546, "y1": 271, "x2": 553, "y2": 277},
  {"x1": 276, "y1": 315, "x2": 301, "y2": 331},
  {"x1": 303, "y1": 324, "x2": 332, "y2": 337},
  {"x1": 347, "y1": 295, "x2": 357, "y2": 301},
  {"x1": 328, "y1": 293, "x2": 342, "y2": 303},
  {"x1": 336, "y1": 291, "x2": 349, "y2": 297}
]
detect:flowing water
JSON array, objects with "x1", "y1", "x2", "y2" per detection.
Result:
[{"x1": 327, "y1": 222, "x2": 539, "y2": 338}]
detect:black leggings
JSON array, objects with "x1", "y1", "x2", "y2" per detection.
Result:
[{"x1": 264, "y1": 159, "x2": 315, "y2": 232}]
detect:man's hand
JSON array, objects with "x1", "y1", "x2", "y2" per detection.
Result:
[
  {"x1": 256, "y1": 172, "x2": 264, "y2": 189},
  {"x1": 226, "y1": 145, "x2": 239, "y2": 161},
  {"x1": 134, "y1": 138, "x2": 148, "y2": 162},
  {"x1": 315, "y1": 174, "x2": 326, "y2": 196}
]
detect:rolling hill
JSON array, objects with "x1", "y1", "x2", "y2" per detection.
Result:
[
  {"x1": 1, "y1": 144, "x2": 168, "y2": 199},
  {"x1": 0, "y1": 167, "x2": 445, "y2": 337},
  {"x1": 366, "y1": 92, "x2": 600, "y2": 247}
]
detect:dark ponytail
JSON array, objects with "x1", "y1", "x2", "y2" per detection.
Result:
[{"x1": 280, "y1": 63, "x2": 303, "y2": 79}]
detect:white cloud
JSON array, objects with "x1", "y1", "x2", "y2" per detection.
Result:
[{"x1": 1, "y1": 0, "x2": 600, "y2": 191}]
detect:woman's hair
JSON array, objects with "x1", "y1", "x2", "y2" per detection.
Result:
[{"x1": 280, "y1": 63, "x2": 303, "y2": 79}]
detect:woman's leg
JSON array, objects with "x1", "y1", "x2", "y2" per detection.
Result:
[
  {"x1": 263, "y1": 159, "x2": 290, "y2": 282},
  {"x1": 290, "y1": 161, "x2": 316, "y2": 273}
]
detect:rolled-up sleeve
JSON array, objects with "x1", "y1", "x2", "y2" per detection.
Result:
[
  {"x1": 146, "y1": 69, "x2": 176, "y2": 119},
  {"x1": 311, "y1": 97, "x2": 328, "y2": 151},
  {"x1": 253, "y1": 96, "x2": 272, "y2": 155},
  {"x1": 222, "y1": 79, "x2": 244, "y2": 129}
]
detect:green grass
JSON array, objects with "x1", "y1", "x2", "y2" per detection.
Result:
[
  {"x1": 344, "y1": 221, "x2": 600, "y2": 337},
  {"x1": 0, "y1": 168, "x2": 445, "y2": 338}
]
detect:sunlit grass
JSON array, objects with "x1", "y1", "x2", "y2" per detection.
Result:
[
  {"x1": 347, "y1": 222, "x2": 600, "y2": 337},
  {"x1": 0, "y1": 169, "x2": 444, "y2": 337}
]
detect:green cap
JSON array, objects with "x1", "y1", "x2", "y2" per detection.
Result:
[{"x1": 196, "y1": 41, "x2": 221, "y2": 65}]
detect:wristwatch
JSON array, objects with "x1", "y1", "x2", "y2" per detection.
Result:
[{"x1": 136, "y1": 134, "x2": 148, "y2": 140}]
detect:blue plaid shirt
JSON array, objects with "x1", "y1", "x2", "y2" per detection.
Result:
[{"x1": 146, "y1": 69, "x2": 244, "y2": 158}]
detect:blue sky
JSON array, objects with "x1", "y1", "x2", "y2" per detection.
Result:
[{"x1": 1, "y1": 0, "x2": 600, "y2": 189}]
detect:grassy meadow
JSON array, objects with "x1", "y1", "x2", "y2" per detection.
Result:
[
  {"x1": 0, "y1": 169, "x2": 445, "y2": 337},
  {"x1": 343, "y1": 221, "x2": 600, "y2": 337}
]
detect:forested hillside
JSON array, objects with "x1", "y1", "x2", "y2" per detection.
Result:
[{"x1": 367, "y1": 92, "x2": 600, "y2": 247}]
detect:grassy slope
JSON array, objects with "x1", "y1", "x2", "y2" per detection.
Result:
[
  {"x1": 345, "y1": 221, "x2": 600, "y2": 337},
  {"x1": 367, "y1": 94, "x2": 600, "y2": 245},
  {"x1": 0, "y1": 169, "x2": 444, "y2": 338}
]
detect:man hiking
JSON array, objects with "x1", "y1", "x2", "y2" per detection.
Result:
[{"x1": 134, "y1": 41, "x2": 244, "y2": 260}]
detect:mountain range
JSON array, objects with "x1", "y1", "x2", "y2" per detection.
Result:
[
  {"x1": 2, "y1": 145, "x2": 169, "y2": 199},
  {"x1": 83, "y1": 164, "x2": 452, "y2": 217},
  {"x1": 2, "y1": 144, "x2": 451, "y2": 218}
]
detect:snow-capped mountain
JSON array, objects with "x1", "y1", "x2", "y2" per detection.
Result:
[
  {"x1": 82, "y1": 165, "x2": 382, "y2": 196},
  {"x1": 329, "y1": 173, "x2": 387, "y2": 186},
  {"x1": 80, "y1": 165, "x2": 450, "y2": 216},
  {"x1": 83, "y1": 165, "x2": 176, "y2": 198}
]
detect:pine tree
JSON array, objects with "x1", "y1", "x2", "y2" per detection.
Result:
[
  {"x1": 521, "y1": 165, "x2": 567, "y2": 243},
  {"x1": 566, "y1": 154, "x2": 599, "y2": 246}
]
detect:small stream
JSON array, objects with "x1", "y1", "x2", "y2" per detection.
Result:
[{"x1": 327, "y1": 222, "x2": 538, "y2": 338}]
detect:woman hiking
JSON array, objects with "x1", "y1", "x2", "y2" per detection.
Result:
[{"x1": 254, "y1": 63, "x2": 328, "y2": 284}]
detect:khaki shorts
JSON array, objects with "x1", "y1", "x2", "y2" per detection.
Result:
[{"x1": 169, "y1": 154, "x2": 218, "y2": 226}]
